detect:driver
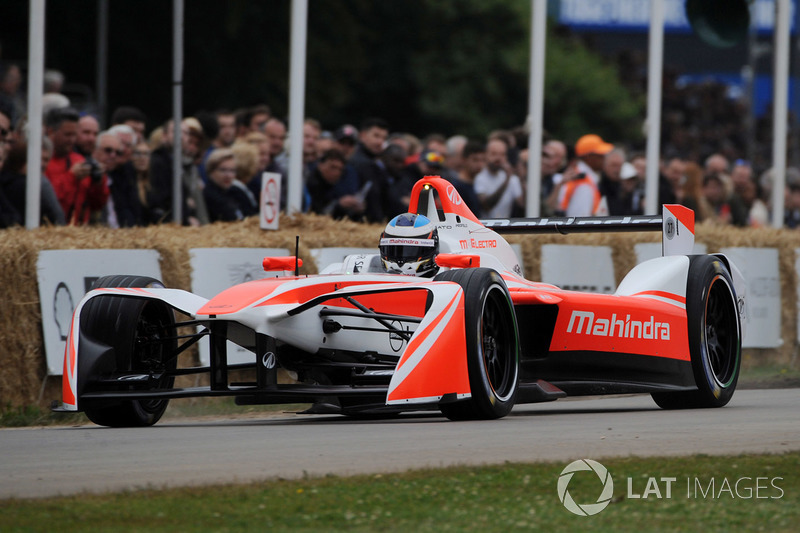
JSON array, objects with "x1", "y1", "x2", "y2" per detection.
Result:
[{"x1": 379, "y1": 213, "x2": 439, "y2": 277}]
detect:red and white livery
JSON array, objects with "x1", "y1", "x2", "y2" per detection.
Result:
[{"x1": 56, "y1": 177, "x2": 746, "y2": 425}]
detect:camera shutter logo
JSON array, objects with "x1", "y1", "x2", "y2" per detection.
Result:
[{"x1": 557, "y1": 459, "x2": 614, "y2": 516}]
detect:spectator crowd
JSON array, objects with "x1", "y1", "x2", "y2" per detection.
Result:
[{"x1": 0, "y1": 61, "x2": 794, "y2": 231}]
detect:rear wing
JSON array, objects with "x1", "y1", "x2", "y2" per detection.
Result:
[{"x1": 481, "y1": 204, "x2": 695, "y2": 257}]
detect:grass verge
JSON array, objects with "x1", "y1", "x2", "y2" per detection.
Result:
[{"x1": 1, "y1": 452, "x2": 797, "y2": 532}]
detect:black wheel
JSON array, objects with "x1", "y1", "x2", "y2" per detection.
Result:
[
  {"x1": 652, "y1": 256, "x2": 741, "y2": 409},
  {"x1": 81, "y1": 275, "x2": 177, "y2": 427},
  {"x1": 434, "y1": 268, "x2": 519, "y2": 420}
]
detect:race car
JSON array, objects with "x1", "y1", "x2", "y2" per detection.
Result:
[{"x1": 55, "y1": 176, "x2": 746, "y2": 426}]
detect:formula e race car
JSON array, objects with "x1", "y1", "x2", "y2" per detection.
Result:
[{"x1": 55, "y1": 176, "x2": 746, "y2": 426}]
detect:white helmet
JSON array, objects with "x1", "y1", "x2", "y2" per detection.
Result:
[{"x1": 379, "y1": 213, "x2": 439, "y2": 277}]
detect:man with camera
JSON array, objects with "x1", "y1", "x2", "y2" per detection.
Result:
[{"x1": 44, "y1": 107, "x2": 109, "y2": 225}]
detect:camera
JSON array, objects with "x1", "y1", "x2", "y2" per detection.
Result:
[{"x1": 84, "y1": 157, "x2": 103, "y2": 183}]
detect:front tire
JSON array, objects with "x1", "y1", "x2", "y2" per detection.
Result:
[
  {"x1": 652, "y1": 256, "x2": 741, "y2": 409},
  {"x1": 434, "y1": 268, "x2": 519, "y2": 420},
  {"x1": 81, "y1": 275, "x2": 177, "y2": 427}
]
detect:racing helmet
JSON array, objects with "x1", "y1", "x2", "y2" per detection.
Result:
[{"x1": 379, "y1": 213, "x2": 439, "y2": 277}]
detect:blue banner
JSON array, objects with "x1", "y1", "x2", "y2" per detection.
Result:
[{"x1": 558, "y1": 0, "x2": 796, "y2": 34}]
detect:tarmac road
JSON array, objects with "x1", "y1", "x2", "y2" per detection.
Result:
[{"x1": 1, "y1": 389, "x2": 798, "y2": 500}]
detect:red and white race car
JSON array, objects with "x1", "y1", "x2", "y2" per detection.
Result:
[{"x1": 55, "y1": 177, "x2": 746, "y2": 426}]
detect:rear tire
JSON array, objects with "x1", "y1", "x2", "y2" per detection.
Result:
[
  {"x1": 434, "y1": 268, "x2": 519, "y2": 420},
  {"x1": 652, "y1": 256, "x2": 741, "y2": 409},
  {"x1": 81, "y1": 275, "x2": 177, "y2": 427}
]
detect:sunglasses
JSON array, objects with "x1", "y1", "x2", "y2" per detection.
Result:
[
  {"x1": 102, "y1": 147, "x2": 125, "y2": 156},
  {"x1": 0, "y1": 128, "x2": 10, "y2": 137}
]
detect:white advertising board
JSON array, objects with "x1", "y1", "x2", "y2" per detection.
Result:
[
  {"x1": 634, "y1": 242, "x2": 708, "y2": 264},
  {"x1": 36, "y1": 249, "x2": 162, "y2": 375},
  {"x1": 541, "y1": 244, "x2": 615, "y2": 294},
  {"x1": 721, "y1": 247, "x2": 781, "y2": 348},
  {"x1": 260, "y1": 172, "x2": 282, "y2": 230},
  {"x1": 190, "y1": 248, "x2": 290, "y2": 366}
]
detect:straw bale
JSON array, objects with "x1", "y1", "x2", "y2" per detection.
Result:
[{"x1": 1, "y1": 218, "x2": 799, "y2": 410}]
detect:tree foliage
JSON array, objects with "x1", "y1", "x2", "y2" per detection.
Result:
[{"x1": 1, "y1": 0, "x2": 642, "y2": 143}]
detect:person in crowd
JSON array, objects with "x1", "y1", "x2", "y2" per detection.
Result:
[
  {"x1": 110, "y1": 106, "x2": 147, "y2": 142},
  {"x1": 105, "y1": 126, "x2": 141, "y2": 227},
  {"x1": 307, "y1": 148, "x2": 366, "y2": 220},
  {"x1": 359, "y1": 143, "x2": 411, "y2": 222},
  {"x1": 226, "y1": 139, "x2": 259, "y2": 214},
  {"x1": 214, "y1": 110, "x2": 237, "y2": 149},
  {"x1": 702, "y1": 172, "x2": 748, "y2": 226},
  {"x1": 574, "y1": 133, "x2": 612, "y2": 184},
  {"x1": 44, "y1": 107, "x2": 109, "y2": 225},
  {"x1": 539, "y1": 139, "x2": 567, "y2": 216},
  {"x1": 555, "y1": 134, "x2": 611, "y2": 216},
  {"x1": 131, "y1": 140, "x2": 153, "y2": 224},
  {"x1": 74, "y1": 115, "x2": 100, "y2": 158},
  {"x1": 616, "y1": 161, "x2": 644, "y2": 216},
  {"x1": 475, "y1": 136, "x2": 524, "y2": 218},
  {"x1": 350, "y1": 117, "x2": 390, "y2": 179},
  {"x1": 303, "y1": 118, "x2": 322, "y2": 176},
  {"x1": 203, "y1": 148, "x2": 256, "y2": 222},
  {"x1": 0, "y1": 138, "x2": 65, "y2": 226},
  {"x1": 44, "y1": 69, "x2": 65, "y2": 94},
  {"x1": 316, "y1": 130, "x2": 335, "y2": 155},
  {"x1": 148, "y1": 118, "x2": 209, "y2": 225},
  {"x1": 236, "y1": 104, "x2": 271, "y2": 139},
  {"x1": 658, "y1": 156, "x2": 684, "y2": 205},
  {"x1": 447, "y1": 139, "x2": 485, "y2": 218},
  {"x1": 785, "y1": 182, "x2": 800, "y2": 228},
  {"x1": 0, "y1": 62, "x2": 24, "y2": 124},
  {"x1": 599, "y1": 148, "x2": 625, "y2": 215},
  {"x1": 264, "y1": 117, "x2": 289, "y2": 197},
  {"x1": 680, "y1": 162, "x2": 712, "y2": 222},
  {"x1": 445, "y1": 134, "x2": 468, "y2": 174},
  {"x1": 0, "y1": 102, "x2": 14, "y2": 150},
  {"x1": 705, "y1": 153, "x2": 730, "y2": 176},
  {"x1": 41, "y1": 93, "x2": 70, "y2": 120},
  {"x1": 730, "y1": 159, "x2": 753, "y2": 191},
  {"x1": 738, "y1": 176, "x2": 769, "y2": 228},
  {"x1": 239, "y1": 131, "x2": 272, "y2": 202},
  {"x1": 334, "y1": 125, "x2": 359, "y2": 160},
  {"x1": 0, "y1": 140, "x2": 20, "y2": 227}
]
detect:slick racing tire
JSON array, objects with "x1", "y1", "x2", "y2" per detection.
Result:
[
  {"x1": 434, "y1": 268, "x2": 519, "y2": 420},
  {"x1": 652, "y1": 256, "x2": 741, "y2": 409},
  {"x1": 81, "y1": 275, "x2": 177, "y2": 427}
]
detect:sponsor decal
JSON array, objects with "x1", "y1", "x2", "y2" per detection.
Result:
[
  {"x1": 459, "y1": 238, "x2": 498, "y2": 249},
  {"x1": 566, "y1": 310, "x2": 670, "y2": 340},
  {"x1": 380, "y1": 238, "x2": 435, "y2": 247},
  {"x1": 446, "y1": 185, "x2": 463, "y2": 205}
]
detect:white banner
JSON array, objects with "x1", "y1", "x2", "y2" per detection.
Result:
[
  {"x1": 722, "y1": 247, "x2": 781, "y2": 348},
  {"x1": 36, "y1": 249, "x2": 162, "y2": 375},
  {"x1": 541, "y1": 244, "x2": 615, "y2": 294},
  {"x1": 260, "y1": 172, "x2": 282, "y2": 230},
  {"x1": 190, "y1": 247, "x2": 289, "y2": 366}
]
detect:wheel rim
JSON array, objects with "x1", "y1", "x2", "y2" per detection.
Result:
[
  {"x1": 132, "y1": 302, "x2": 175, "y2": 413},
  {"x1": 480, "y1": 286, "x2": 517, "y2": 402},
  {"x1": 704, "y1": 276, "x2": 739, "y2": 387}
]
